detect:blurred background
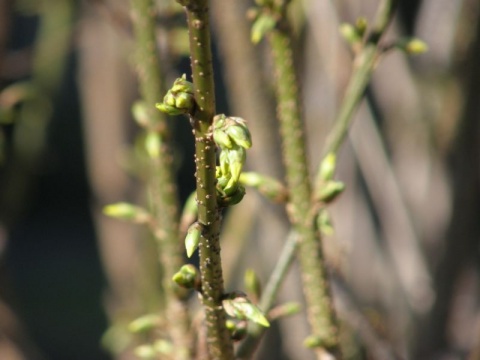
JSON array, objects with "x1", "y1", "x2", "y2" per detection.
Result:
[{"x1": 0, "y1": 0, "x2": 479, "y2": 359}]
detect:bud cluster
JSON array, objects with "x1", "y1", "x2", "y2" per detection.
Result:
[
  {"x1": 213, "y1": 114, "x2": 252, "y2": 207},
  {"x1": 156, "y1": 74, "x2": 195, "y2": 116}
]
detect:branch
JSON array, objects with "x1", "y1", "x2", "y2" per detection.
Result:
[{"x1": 177, "y1": 0, "x2": 234, "y2": 358}]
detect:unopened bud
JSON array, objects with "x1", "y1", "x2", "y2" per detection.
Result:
[
  {"x1": 171, "y1": 74, "x2": 193, "y2": 93},
  {"x1": 145, "y1": 131, "x2": 162, "y2": 159},
  {"x1": 174, "y1": 92, "x2": 194, "y2": 111},
  {"x1": 223, "y1": 291, "x2": 270, "y2": 328},
  {"x1": 103, "y1": 202, "x2": 150, "y2": 224},
  {"x1": 185, "y1": 222, "x2": 201, "y2": 258},
  {"x1": 402, "y1": 38, "x2": 428, "y2": 55},
  {"x1": 339, "y1": 23, "x2": 361, "y2": 45},
  {"x1": 317, "y1": 209, "x2": 334, "y2": 236},
  {"x1": 217, "y1": 185, "x2": 246, "y2": 207},
  {"x1": 172, "y1": 264, "x2": 200, "y2": 289},
  {"x1": 318, "y1": 180, "x2": 345, "y2": 203},
  {"x1": 225, "y1": 119, "x2": 252, "y2": 149},
  {"x1": 152, "y1": 339, "x2": 173, "y2": 355},
  {"x1": 319, "y1": 153, "x2": 337, "y2": 181},
  {"x1": 132, "y1": 101, "x2": 149, "y2": 128},
  {"x1": 128, "y1": 314, "x2": 161, "y2": 333},
  {"x1": 213, "y1": 129, "x2": 233, "y2": 149},
  {"x1": 303, "y1": 335, "x2": 323, "y2": 349},
  {"x1": 244, "y1": 269, "x2": 262, "y2": 300},
  {"x1": 134, "y1": 345, "x2": 156, "y2": 359},
  {"x1": 251, "y1": 14, "x2": 276, "y2": 44},
  {"x1": 226, "y1": 147, "x2": 246, "y2": 182}
]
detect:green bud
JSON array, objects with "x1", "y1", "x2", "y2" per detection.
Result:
[
  {"x1": 318, "y1": 180, "x2": 345, "y2": 203},
  {"x1": 303, "y1": 335, "x2": 323, "y2": 349},
  {"x1": 185, "y1": 222, "x2": 201, "y2": 258},
  {"x1": 226, "y1": 123, "x2": 252, "y2": 149},
  {"x1": 131, "y1": 101, "x2": 149, "y2": 128},
  {"x1": 402, "y1": 38, "x2": 428, "y2": 55},
  {"x1": 171, "y1": 74, "x2": 193, "y2": 93},
  {"x1": 244, "y1": 269, "x2": 262, "y2": 300},
  {"x1": 128, "y1": 314, "x2": 161, "y2": 334},
  {"x1": 172, "y1": 264, "x2": 200, "y2": 289},
  {"x1": 134, "y1": 345, "x2": 156, "y2": 359},
  {"x1": 156, "y1": 75, "x2": 195, "y2": 116},
  {"x1": 319, "y1": 153, "x2": 337, "y2": 181},
  {"x1": 174, "y1": 92, "x2": 195, "y2": 111},
  {"x1": 213, "y1": 129, "x2": 233, "y2": 149},
  {"x1": 223, "y1": 291, "x2": 270, "y2": 328},
  {"x1": 339, "y1": 23, "x2": 361, "y2": 45},
  {"x1": 152, "y1": 339, "x2": 173, "y2": 355},
  {"x1": 145, "y1": 131, "x2": 162, "y2": 159},
  {"x1": 355, "y1": 17, "x2": 368, "y2": 37},
  {"x1": 213, "y1": 114, "x2": 227, "y2": 129},
  {"x1": 217, "y1": 185, "x2": 246, "y2": 207},
  {"x1": 251, "y1": 14, "x2": 276, "y2": 44},
  {"x1": 164, "y1": 91, "x2": 177, "y2": 107},
  {"x1": 155, "y1": 102, "x2": 184, "y2": 116},
  {"x1": 219, "y1": 150, "x2": 230, "y2": 178},
  {"x1": 317, "y1": 209, "x2": 334, "y2": 236},
  {"x1": 103, "y1": 202, "x2": 151, "y2": 224},
  {"x1": 227, "y1": 146, "x2": 246, "y2": 182}
]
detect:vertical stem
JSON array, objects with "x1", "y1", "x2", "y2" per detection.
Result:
[
  {"x1": 269, "y1": 19, "x2": 341, "y2": 359},
  {"x1": 130, "y1": 0, "x2": 191, "y2": 358},
  {"x1": 181, "y1": 0, "x2": 234, "y2": 358}
]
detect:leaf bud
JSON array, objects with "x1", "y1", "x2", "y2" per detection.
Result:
[
  {"x1": 217, "y1": 185, "x2": 246, "y2": 207},
  {"x1": 402, "y1": 38, "x2": 428, "y2": 55},
  {"x1": 155, "y1": 102, "x2": 184, "y2": 116},
  {"x1": 223, "y1": 291, "x2": 270, "y2": 328},
  {"x1": 103, "y1": 202, "x2": 151, "y2": 224},
  {"x1": 185, "y1": 222, "x2": 201, "y2": 258},
  {"x1": 171, "y1": 74, "x2": 194, "y2": 93},
  {"x1": 145, "y1": 131, "x2": 162, "y2": 159},
  {"x1": 134, "y1": 345, "x2": 156, "y2": 359},
  {"x1": 244, "y1": 268, "x2": 262, "y2": 300},
  {"x1": 355, "y1": 17, "x2": 368, "y2": 37},
  {"x1": 319, "y1": 153, "x2": 337, "y2": 181},
  {"x1": 128, "y1": 314, "x2": 161, "y2": 334},
  {"x1": 174, "y1": 92, "x2": 195, "y2": 111},
  {"x1": 226, "y1": 123, "x2": 252, "y2": 149},
  {"x1": 226, "y1": 146, "x2": 246, "y2": 182},
  {"x1": 303, "y1": 335, "x2": 323, "y2": 349},
  {"x1": 339, "y1": 23, "x2": 362, "y2": 45},
  {"x1": 316, "y1": 209, "x2": 334, "y2": 236},
  {"x1": 131, "y1": 101, "x2": 149, "y2": 128},
  {"x1": 213, "y1": 129, "x2": 233, "y2": 149},
  {"x1": 318, "y1": 180, "x2": 345, "y2": 203},
  {"x1": 251, "y1": 14, "x2": 276, "y2": 44},
  {"x1": 172, "y1": 264, "x2": 200, "y2": 289}
]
